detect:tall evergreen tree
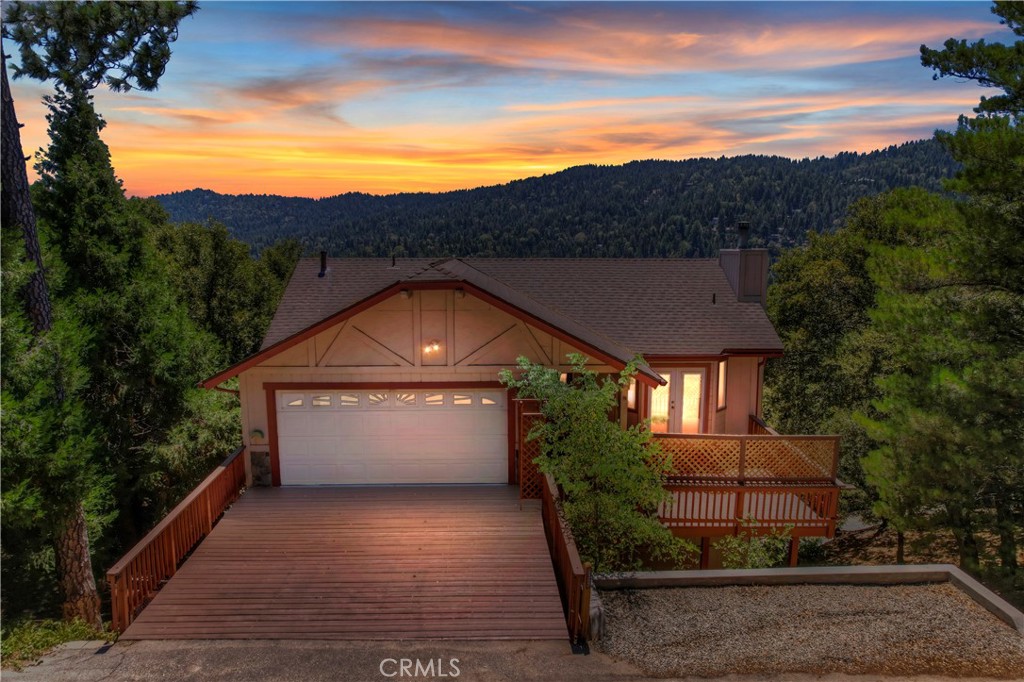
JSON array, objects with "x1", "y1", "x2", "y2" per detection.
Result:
[
  {"x1": 861, "y1": 1, "x2": 1023, "y2": 573},
  {"x1": 0, "y1": 0, "x2": 199, "y2": 626}
]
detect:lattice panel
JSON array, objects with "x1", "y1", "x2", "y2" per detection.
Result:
[
  {"x1": 654, "y1": 436, "x2": 742, "y2": 479},
  {"x1": 519, "y1": 412, "x2": 544, "y2": 500},
  {"x1": 745, "y1": 438, "x2": 834, "y2": 480}
]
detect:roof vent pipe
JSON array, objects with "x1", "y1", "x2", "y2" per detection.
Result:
[
  {"x1": 318, "y1": 251, "x2": 327, "y2": 278},
  {"x1": 737, "y1": 221, "x2": 750, "y2": 249}
]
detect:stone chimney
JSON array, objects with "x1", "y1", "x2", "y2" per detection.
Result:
[{"x1": 719, "y1": 223, "x2": 768, "y2": 307}]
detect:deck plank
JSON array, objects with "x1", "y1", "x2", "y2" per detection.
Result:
[{"x1": 121, "y1": 486, "x2": 567, "y2": 640}]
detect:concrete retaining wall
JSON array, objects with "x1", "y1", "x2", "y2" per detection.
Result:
[{"x1": 592, "y1": 563, "x2": 1023, "y2": 639}]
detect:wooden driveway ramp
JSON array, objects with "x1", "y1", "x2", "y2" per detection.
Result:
[{"x1": 121, "y1": 486, "x2": 567, "y2": 640}]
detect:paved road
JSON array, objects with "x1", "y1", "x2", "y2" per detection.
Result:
[{"x1": 4, "y1": 640, "x2": 1016, "y2": 682}]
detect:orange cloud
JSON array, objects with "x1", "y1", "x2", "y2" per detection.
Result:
[{"x1": 306, "y1": 13, "x2": 993, "y2": 74}]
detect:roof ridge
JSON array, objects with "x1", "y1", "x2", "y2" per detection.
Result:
[
  {"x1": 402, "y1": 257, "x2": 458, "y2": 281},
  {"x1": 441, "y1": 259, "x2": 648, "y2": 369}
]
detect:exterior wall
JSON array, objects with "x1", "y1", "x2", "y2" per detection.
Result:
[
  {"x1": 238, "y1": 288, "x2": 612, "y2": 482},
  {"x1": 722, "y1": 356, "x2": 761, "y2": 434}
]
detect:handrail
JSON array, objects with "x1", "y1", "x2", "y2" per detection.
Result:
[
  {"x1": 540, "y1": 473, "x2": 591, "y2": 644},
  {"x1": 748, "y1": 414, "x2": 780, "y2": 435},
  {"x1": 106, "y1": 445, "x2": 246, "y2": 632}
]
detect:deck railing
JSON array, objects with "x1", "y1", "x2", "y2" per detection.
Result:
[
  {"x1": 540, "y1": 473, "x2": 591, "y2": 644},
  {"x1": 659, "y1": 482, "x2": 840, "y2": 536},
  {"x1": 106, "y1": 446, "x2": 246, "y2": 632},
  {"x1": 652, "y1": 417, "x2": 840, "y2": 538},
  {"x1": 653, "y1": 431, "x2": 839, "y2": 483}
]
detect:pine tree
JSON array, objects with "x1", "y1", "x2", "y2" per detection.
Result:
[
  {"x1": 0, "y1": 0, "x2": 199, "y2": 626},
  {"x1": 861, "y1": 1, "x2": 1023, "y2": 573}
]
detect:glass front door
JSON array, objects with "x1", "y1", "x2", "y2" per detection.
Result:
[{"x1": 650, "y1": 369, "x2": 705, "y2": 434}]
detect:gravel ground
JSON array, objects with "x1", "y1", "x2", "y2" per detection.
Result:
[{"x1": 596, "y1": 583, "x2": 1024, "y2": 678}]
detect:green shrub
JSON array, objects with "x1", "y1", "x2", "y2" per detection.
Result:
[
  {"x1": 713, "y1": 520, "x2": 793, "y2": 569},
  {"x1": 1, "y1": 619, "x2": 110, "y2": 670},
  {"x1": 797, "y1": 537, "x2": 828, "y2": 565},
  {"x1": 500, "y1": 354, "x2": 696, "y2": 572}
]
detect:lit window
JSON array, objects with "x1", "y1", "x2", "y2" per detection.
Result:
[
  {"x1": 312, "y1": 394, "x2": 331, "y2": 407},
  {"x1": 283, "y1": 394, "x2": 304, "y2": 408},
  {"x1": 396, "y1": 392, "x2": 416, "y2": 406},
  {"x1": 627, "y1": 378, "x2": 637, "y2": 411},
  {"x1": 339, "y1": 393, "x2": 360, "y2": 407},
  {"x1": 368, "y1": 392, "x2": 389, "y2": 406},
  {"x1": 717, "y1": 360, "x2": 727, "y2": 410},
  {"x1": 424, "y1": 393, "x2": 445, "y2": 406},
  {"x1": 453, "y1": 394, "x2": 473, "y2": 406},
  {"x1": 481, "y1": 396, "x2": 497, "y2": 406}
]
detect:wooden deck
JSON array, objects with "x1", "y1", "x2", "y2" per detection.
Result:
[{"x1": 122, "y1": 486, "x2": 567, "y2": 640}]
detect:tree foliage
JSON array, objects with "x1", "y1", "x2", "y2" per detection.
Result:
[
  {"x1": 767, "y1": 3, "x2": 1022, "y2": 588},
  {"x1": 920, "y1": 1, "x2": 1023, "y2": 120},
  {"x1": 155, "y1": 222, "x2": 299, "y2": 363},
  {"x1": 764, "y1": 189, "x2": 964, "y2": 501},
  {"x1": 500, "y1": 355, "x2": 695, "y2": 572},
  {"x1": 1, "y1": 0, "x2": 201, "y2": 627},
  {"x1": 859, "y1": 2, "x2": 1024, "y2": 575},
  {"x1": 3, "y1": 0, "x2": 198, "y2": 92}
]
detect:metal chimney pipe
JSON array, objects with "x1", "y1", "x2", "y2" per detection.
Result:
[
  {"x1": 737, "y1": 221, "x2": 750, "y2": 249},
  {"x1": 318, "y1": 251, "x2": 327, "y2": 278}
]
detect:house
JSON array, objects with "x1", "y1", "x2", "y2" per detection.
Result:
[
  {"x1": 201, "y1": 243, "x2": 840, "y2": 564},
  {"x1": 107, "y1": 243, "x2": 841, "y2": 637},
  {"x1": 201, "y1": 247, "x2": 779, "y2": 486}
]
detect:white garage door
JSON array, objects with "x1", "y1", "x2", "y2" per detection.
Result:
[{"x1": 276, "y1": 388, "x2": 508, "y2": 485}]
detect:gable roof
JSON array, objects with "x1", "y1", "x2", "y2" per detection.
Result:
[{"x1": 201, "y1": 257, "x2": 782, "y2": 389}]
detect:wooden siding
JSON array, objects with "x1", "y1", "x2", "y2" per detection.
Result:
[{"x1": 120, "y1": 486, "x2": 567, "y2": 640}]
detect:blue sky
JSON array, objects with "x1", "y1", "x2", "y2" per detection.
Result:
[{"x1": 11, "y1": 1, "x2": 1011, "y2": 197}]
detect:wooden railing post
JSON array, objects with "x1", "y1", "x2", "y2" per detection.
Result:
[
  {"x1": 203, "y1": 487, "x2": 213, "y2": 535},
  {"x1": 734, "y1": 488, "x2": 745, "y2": 534},
  {"x1": 108, "y1": 574, "x2": 123, "y2": 633}
]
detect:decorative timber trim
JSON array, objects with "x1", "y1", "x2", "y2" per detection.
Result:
[{"x1": 201, "y1": 279, "x2": 664, "y2": 389}]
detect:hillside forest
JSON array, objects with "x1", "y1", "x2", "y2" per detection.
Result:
[
  {"x1": 156, "y1": 140, "x2": 957, "y2": 259},
  {"x1": 1, "y1": 0, "x2": 1021, "y2": 644}
]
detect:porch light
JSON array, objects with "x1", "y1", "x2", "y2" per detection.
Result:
[{"x1": 423, "y1": 340, "x2": 441, "y2": 354}]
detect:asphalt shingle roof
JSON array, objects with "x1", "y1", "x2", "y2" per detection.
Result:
[{"x1": 262, "y1": 257, "x2": 781, "y2": 357}]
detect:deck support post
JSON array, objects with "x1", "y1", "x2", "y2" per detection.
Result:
[
  {"x1": 788, "y1": 537, "x2": 800, "y2": 567},
  {"x1": 700, "y1": 537, "x2": 711, "y2": 569}
]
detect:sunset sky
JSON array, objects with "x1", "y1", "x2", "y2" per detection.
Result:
[{"x1": 8, "y1": 1, "x2": 1011, "y2": 198}]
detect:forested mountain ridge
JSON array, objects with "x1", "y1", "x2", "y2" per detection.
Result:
[{"x1": 156, "y1": 139, "x2": 957, "y2": 258}]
